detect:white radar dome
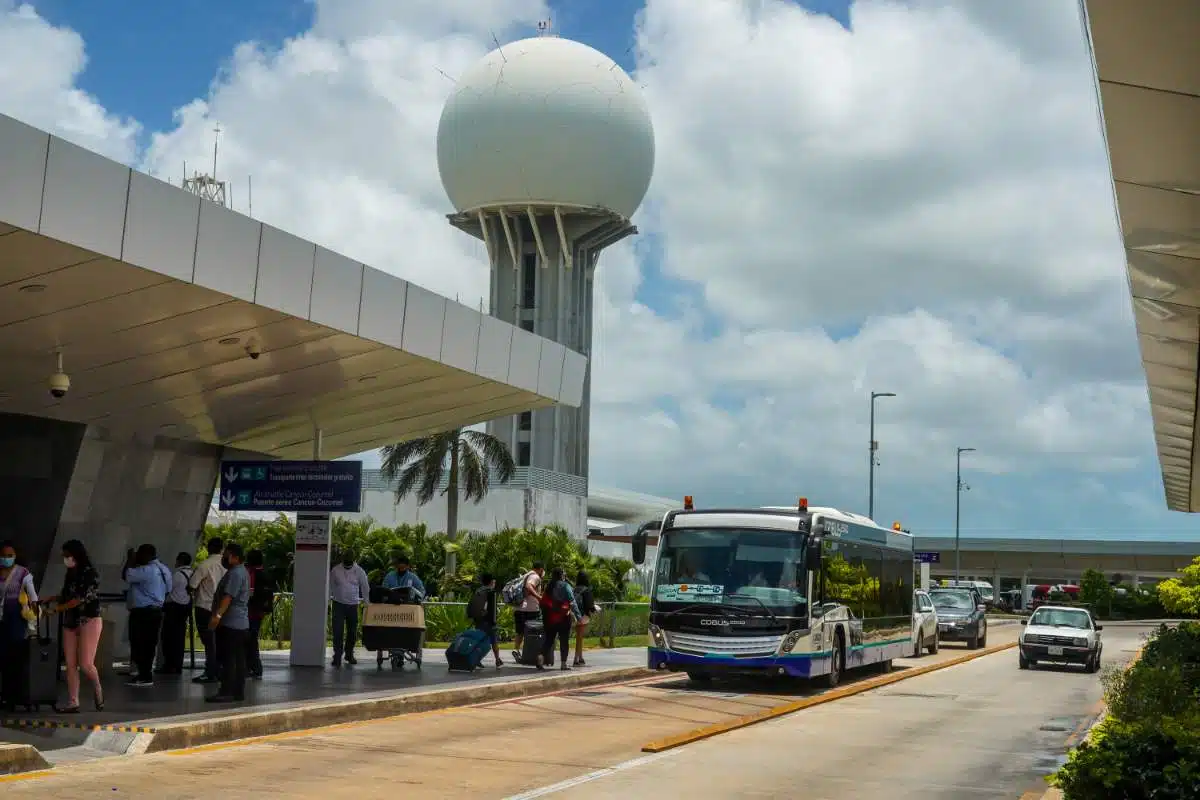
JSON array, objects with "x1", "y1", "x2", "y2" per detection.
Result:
[{"x1": 437, "y1": 36, "x2": 655, "y2": 220}]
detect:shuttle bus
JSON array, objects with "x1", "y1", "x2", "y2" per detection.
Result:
[{"x1": 631, "y1": 496, "x2": 914, "y2": 686}]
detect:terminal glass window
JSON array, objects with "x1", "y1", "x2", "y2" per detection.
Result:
[
  {"x1": 517, "y1": 441, "x2": 531, "y2": 467},
  {"x1": 519, "y1": 411, "x2": 532, "y2": 431}
]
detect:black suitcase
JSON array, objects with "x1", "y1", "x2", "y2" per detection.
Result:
[
  {"x1": 12, "y1": 615, "x2": 59, "y2": 711},
  {"x1": 520, "y1": 619, "x2": 553, "y2": 667}
]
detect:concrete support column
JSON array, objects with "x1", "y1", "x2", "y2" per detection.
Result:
[
  {"x1": 1132, "y1": 573, "x2": 1141, "y2": 589},
  {"x1": 290, "y1": 431, "x2": 332, "y2": 668},
  {"x1": 1020, "y1": 571, "x2": 1029, "y2": 611},
  {"x1": 919, "y1": 562, "x2": 931, "y2": 592}
]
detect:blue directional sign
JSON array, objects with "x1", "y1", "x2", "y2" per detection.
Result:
[
  {"x1": 914, "y1": 551, "x2": 941, "y2": 564},
  {"x1": 218, "y1": 460, "x2": 363, "y2": 513}
]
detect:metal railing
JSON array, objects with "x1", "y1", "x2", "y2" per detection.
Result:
[{"x1": 260, "y1": 593, "x2": 649, "y2": 649}]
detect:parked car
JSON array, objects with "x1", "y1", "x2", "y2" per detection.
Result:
[
  {"x1": 941, "y1": 579, "x2": 995, "y2": 608},
  {"x1": 928, "y1": 588, "x2": 988, "y2": 649},
  {"x1": 912, "y1": 590, "x2": 939, "y2": 657},
  {"x1": 1018, "y1": 605, "x2": 1103, "y2": 672}
]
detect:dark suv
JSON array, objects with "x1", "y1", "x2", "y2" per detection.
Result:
[{"x1": 928, "y1": 588, "x2": 988, "y2": 649}]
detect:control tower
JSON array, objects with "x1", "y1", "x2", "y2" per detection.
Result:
[{"x1": 436, "y1": 32, "x2": 655, "y2": 483}]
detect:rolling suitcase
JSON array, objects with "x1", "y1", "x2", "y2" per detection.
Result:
[
  {"x1": 445, "y1": 628, "x2": 491, "y2": 672},
  {"x1": 519, "y1": 619, "x2": 553, "y2": 667},
  {"x1": 13, "y1": 614, "x2": 59, "y2": 711}
]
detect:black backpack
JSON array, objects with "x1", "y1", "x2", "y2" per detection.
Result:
[
  {"x1": 250, "y1": 571, "x2": 276, "y2": 615},
  {"x1": 466, "y1": 587, "x2": 489, "y2": 621},
  {"x1": 576, "y1": 586, "x2": 595, "y2": 616}
]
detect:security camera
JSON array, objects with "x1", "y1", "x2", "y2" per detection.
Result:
[
  {"x1": 49, "y1": 372, "x2": 70, "y2": 399},
  {"x1": 245, "y1": 338, "x2": 261, "y2": 360},
  {"x1": 49, "y1": 350, "x2": 70, "y2": 399}
]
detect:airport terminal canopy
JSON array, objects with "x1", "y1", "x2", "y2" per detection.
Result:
[
  {"x1": 0, "y1": 113, "x2": 588, "y2": 459},
  {"x1": 1084, "y1": 0, "x2": 1199, "y2": 510}
]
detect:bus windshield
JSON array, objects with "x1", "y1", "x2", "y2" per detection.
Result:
[{"x1": 653, "y1": 528, "x2": 808, "y2": 617}]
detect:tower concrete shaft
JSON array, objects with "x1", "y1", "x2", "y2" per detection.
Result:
[{"x1": 449, "y1": 204, "x2": 634, "y2": 481}]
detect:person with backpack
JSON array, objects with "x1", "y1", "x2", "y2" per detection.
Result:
[
  {"x1": 245, "y1": 550, "x2": 274, "y2": 679},
  {"x1": 538, "y1": 567, "x2": 581, "y2": 672},
  {"x1": 572, "y1": 570, "x2": 598, "y2": 668},
  {"x1": 507, "y1": 562, "x2": 545, "y2": 663},
  {"x1": 466, "y1": 573, "x2": 503, "y2": 669},
  {"x1": 158, "y1": 552, "x2": 194, "y2": 675}
]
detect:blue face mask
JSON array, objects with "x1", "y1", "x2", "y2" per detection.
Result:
[{"x1": 0, "y1": 557, "x2": 15, "y2": 568}]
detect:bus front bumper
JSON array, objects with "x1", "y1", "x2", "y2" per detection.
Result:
[{"x1": 647, "y1": 647, "x2": 830, "y2": 678}]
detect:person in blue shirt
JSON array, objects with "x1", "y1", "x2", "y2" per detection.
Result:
[
  {"x1": 382, "y1": 555, "x2": 425, "y2": 601},
  {"x1": 123, "y1": 543, "x2": 172, "y2": 687}
]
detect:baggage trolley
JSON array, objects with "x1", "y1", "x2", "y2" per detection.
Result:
[{"x1": 361, "y1": 588, "x2": 425, "y2": 671}]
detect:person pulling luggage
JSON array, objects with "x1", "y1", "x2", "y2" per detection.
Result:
[{"x1": 466, "y1": 573, "x2": 503, "y2": 668}]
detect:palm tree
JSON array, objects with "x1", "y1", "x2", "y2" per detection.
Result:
[{"x1": 379, "y1": 429, "x2": 516, "y2": 579}]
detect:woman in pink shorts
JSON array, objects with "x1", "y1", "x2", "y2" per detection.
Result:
[{"x1": 41, "y1": 539, "x2": 104, "y2": 713}]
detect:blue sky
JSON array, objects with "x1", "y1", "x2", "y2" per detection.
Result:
[{"x1": 6, "y1": 0, "x2": 1199, "y2": 546}]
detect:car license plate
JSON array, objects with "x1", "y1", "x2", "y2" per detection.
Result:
[{"x1": 1048, "y1": 646, "x2": 1064, "y2": 656}]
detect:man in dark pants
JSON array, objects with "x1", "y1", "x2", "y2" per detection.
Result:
[
  {"x1": 189, "y1": 537, "x2": 226, "y2": 683},
  {"x1": 159, "y1": 552, "x2": 193, "y2": 675},
  {"x1": 206, "y1": 543, "x2": 250, "y2": 704},
  {"x1": 123, "y1": 544, "x2": 172, "y2": 687},
  {"x1": 328, "y1": 550, "x2": 369, "y2": 667}
]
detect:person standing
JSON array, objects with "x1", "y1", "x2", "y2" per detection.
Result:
[
  {"x1": 159, "y1": 552, "x2": 193, "y2": 676},
  {"x1": 0, "y1": 541, "x2": 38, "y2": 712},
  {"x1": 538, "y1": 567, "x2": 580, "y2": 672},
  {"x1": 206, "y1": 543, "x2": 250, "y2": 704},
  {"x1": 329, "y1": 550, "x2": 370, "y2": 667},
  {"x1": 189, "y1": 537, "x2": 226, "y2": 684},
  {"x1": 123, "y1": 544, "x2": 172, "y2": 687},
  {"x1": 572, "y1": 570, "x2": 597, "y2": 668},
  {"x1": 244, "y1": 550, "x2": 274, "y2": 679},
  {"x1": 41, "y1": 540, "x2": 103, "y2": 713},
  {"x1": 467, "y1": 573, "x2": 503, "y2": 669}
]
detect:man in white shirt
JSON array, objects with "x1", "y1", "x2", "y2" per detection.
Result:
[
  {"x1": 189, "y1": 537, "x2": 227, "y2": 683},
  {"x1": 329, "y1": 550, "x2": 370, "y2": 667},
  {"x1": 158, "y1": 552, "x2": 194, "y2": 675}
]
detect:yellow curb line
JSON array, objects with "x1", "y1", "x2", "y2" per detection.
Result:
[{"x1": 642, "y1": 641, "x2": 1018, "y2": 753}]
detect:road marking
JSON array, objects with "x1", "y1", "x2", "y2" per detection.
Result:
[
  {"x1": 642, "y1": 641, "x2": 1018, "y2": 753},
  {"x1": 502, "y1": 752, "x2": 677, "y2": 799}
]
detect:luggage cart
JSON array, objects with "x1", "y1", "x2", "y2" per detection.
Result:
[{"x1": 361, "y1": 587, "x2": 425, "y2": 671}]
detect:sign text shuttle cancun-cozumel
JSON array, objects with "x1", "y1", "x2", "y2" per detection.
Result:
[{"x1": 218, "y1": 461, "x2": 363, "y2": 513}]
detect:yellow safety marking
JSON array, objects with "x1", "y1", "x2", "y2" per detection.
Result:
[
  {"x1": 642, "y1": 641, "x2": 1018, "y2": 753},
  {"x1": 0, "y1": 770, "x2": 55, "y2": 784},
  {"x1": 0, "y1": 718, "x2": 156, "y2": 734}
]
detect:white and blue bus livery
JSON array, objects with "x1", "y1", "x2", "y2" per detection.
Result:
[{"x1": 631, "y1": 497, "x2": 915, "y2": 686}]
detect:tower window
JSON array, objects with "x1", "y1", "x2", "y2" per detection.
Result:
[
  {"x1": 519, "y1": 411, "x2": 532, "y2": 431},
  {"x1": 520, "y1": 319, "x2": 534, "y2": 333},
  {"x1": 522, "y1": 252, "x2": 537, "y2": 309},
  {"x1": 517, "y1": 441, "x2": 531, "y2": 467}
]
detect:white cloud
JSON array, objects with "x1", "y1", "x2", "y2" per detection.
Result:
[
  {"x1": 0, "y1": 0, "x2": 1170, "y2": 531},
  {"x1": 0, "y1": 1, "x2": 138, "y2": 161}
]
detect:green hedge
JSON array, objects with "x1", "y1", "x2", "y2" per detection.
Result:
[{"x1": 1052, "y1": 623, "x2": 1200, "y2": 798}]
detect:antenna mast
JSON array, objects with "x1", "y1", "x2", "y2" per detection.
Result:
[
  {"x1": 536, "y1": 18, "x2": 553, "y2": 37},
  {"x1": 183, "y1": 123, "x2": 228, "y2": 208}
]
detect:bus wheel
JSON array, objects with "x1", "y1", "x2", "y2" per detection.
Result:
[{"x1": 823, "y1": 631, "x2": 845, "y2": 689}]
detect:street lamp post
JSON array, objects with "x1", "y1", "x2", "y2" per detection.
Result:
[
  {"x1": 955, "y1": 446, "x2": 976, "y2": 584},
  {"x1": 868, "y1": 391, "x2": 896, "y2": 520}
]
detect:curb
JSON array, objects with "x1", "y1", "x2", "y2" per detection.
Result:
[
  {"x1": 0, "y1": 718, "x2": 156, "y2": 734},
  {"x1": 0, "y1": 744, "x2": 50, "y2": 777},
  {"x1": 642, "y1": 640, "x2": 1018, "y2": 753},
  {"x1": 144, "y1": 665, "x2": 652, "y2": 753}
]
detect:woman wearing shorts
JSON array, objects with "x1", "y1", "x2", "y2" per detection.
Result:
[{"x1": 42, "y1": 539, "x2": 103, "y2": 713}]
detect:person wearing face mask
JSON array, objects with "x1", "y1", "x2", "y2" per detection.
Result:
[
  {"x1": 328, "y1": 549, "x2": 369, "y2": 667},
  {"x1": 40, "y1": 540, "x2": 103, "y2": 713},
  {"x1": 0, "y1": 540, "x2": 39, "y2": 712}
]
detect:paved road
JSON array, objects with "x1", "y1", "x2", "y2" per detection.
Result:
[
  {"x1": 525, "y1": 624, "x2": 1151, "y2": 800},
  {"x1": 0, "y1": 622, "x2": 1140, "y2": 799}
]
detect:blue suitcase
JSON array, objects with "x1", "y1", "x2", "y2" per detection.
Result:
[{"x1": 446, "y1": 628, "x2": 491, "y2": 671}]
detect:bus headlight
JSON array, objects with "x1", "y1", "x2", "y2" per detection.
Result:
[
  {"x1": 649, "y1": 625, "x2": 666, "y2": 648},
  {"x1": 779, "y1": 630, "x2": 805, "y2": 654}
]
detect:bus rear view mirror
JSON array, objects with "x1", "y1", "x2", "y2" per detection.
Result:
[
  {"x1": 806, "y1": 537, "x2": 823, "y2": 568},
  {"x1": 631, "y1": 519, "x2": 661, "y2": 566}
]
